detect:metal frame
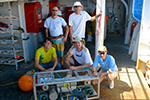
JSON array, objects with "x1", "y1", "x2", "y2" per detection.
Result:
[
  {"x1": 33, "y1": 69, "x2": 100, "y2": 100},
  {"x1": 0, "y1": 0, "x2": 27, "y2": 2},
  {"x1": 0, "y1": 1, "x2": 26, "y2": 70}
]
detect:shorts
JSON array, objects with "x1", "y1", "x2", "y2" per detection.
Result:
[
  {"x1": 98, "y1": 69, "x2": 118, "y2": 78},
  {"x1": 52, "y1": 37, "x2": 64, "y2": 57},
  {"x1": 71, "y1": 56, "x2": 90, "y2": 70},
  {"x1": 71, "y1": 56, "x2": 82, "y2": 66}
]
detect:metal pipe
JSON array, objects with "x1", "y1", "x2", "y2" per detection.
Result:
[
  {"x1": 121, "y1": 0, "x2": 128, "y2": 17},
  {"x1": 8, "y1": 1, "x2": 18, "y2": 70}
]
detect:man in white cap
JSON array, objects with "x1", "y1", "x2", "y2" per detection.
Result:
[
  {"x1": 64, "y1": 36, "x2": 93, "y2": 71},
  {"x1": 92, "y1": 46, "x2": 118, "y2": 89},
  {"x1": 69, "y1": 1, "x2": 102, "y2": 42}
]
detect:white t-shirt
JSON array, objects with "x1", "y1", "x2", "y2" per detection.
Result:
[
  {"x1": 69, "y1": 11, "x2": 91, "y2": 38},
  {"x1": 44, "y1": 16, "x2": 67, "y2": 37},
  {"x1": 71, "y1": 48, "x2": 93, "y2": 65}
]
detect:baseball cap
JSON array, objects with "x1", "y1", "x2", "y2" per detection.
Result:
[{"x1": 98, "y1": 46, "x2": 107, "y2": 52}]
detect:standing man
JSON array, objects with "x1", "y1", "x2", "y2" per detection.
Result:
[
  {"x1": 44, "y1": 6, "x2": 69, "y2": 68},
  {"x1": 64, "y1": 36, "x2": 93, "y2": 71},
  {"x1": 35, "y1": 37, "x2": 61, "y2": 71},
  {"x1": 69, "y1": 1, "x2": 102, "y2": 42},
  {"x1": 92, "y1": 46, "x2": 118, "y2": 89}
]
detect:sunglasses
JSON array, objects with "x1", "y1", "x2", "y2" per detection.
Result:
[
  {"x1": 74, "y1": 6, "x2": 81, "y2": 8},
  {"x1": 99, "y1": 51, "x2": 105, "y2": 55},
  {"x1": 52, "y1": 10, "x2": 58, "y2": 11}
]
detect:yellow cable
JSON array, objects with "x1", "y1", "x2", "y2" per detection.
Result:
[{"x1": 0, "y1": 81, "x2": 18, "y2": 86}]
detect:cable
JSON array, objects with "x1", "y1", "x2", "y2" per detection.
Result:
[
  {"x1": 80, "y1": 86, "x2": 85, "y2": 90},
  {"x1": 53, "y1": 70, "x2": 72, "y2": 93},
  {"x1": 0, "y1": 81, "x2": 18, "y2": 87},
  {"x1": 53, "y1": 71, "x2": 66, "y2": 86},
  {"x1": 26, "y1": 69, "x2": 37, "y2": 76}
]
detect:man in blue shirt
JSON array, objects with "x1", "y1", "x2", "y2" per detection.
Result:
[{"x1": 92, "y1": 46, "x2": 118, "y2": 89}]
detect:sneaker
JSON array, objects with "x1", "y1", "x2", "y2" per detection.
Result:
[
  {"x1": 61, "y1": 65, "x2": 66, "y2": 69},
  {"x1": 109, "y1": 81, "x2": 114, "y2": 89}
]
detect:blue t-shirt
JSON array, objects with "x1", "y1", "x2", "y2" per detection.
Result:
[{"x1": 92, "y1": 54, "x2": 118, "y2": 73}]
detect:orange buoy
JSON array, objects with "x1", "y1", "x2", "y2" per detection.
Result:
[{"x1": 18, "y1": 75, "x2": 33, "y2": 92}]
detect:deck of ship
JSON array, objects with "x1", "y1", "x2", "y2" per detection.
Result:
[{"x1": 0, "y1": 35, "x2": 150, "y2": 100}]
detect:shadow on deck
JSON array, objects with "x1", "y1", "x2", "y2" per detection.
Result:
[{"x1": 95, "y1": 67, "x2": 150, "y2": 100}]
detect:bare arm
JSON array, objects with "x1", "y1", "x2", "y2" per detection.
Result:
[
  {"x1": 71, "y1": 63, "x2": 91, "y2": 70},
  {"x1": 69, "y1": 26, "x2": 74, "y2": 43},
  {"x1": 64, "y1": 48, "x2": 74, "y2": 60},
  {"x1": 53, "y1": 57, "x2": 58, "y2": 69},
  {"x1": 62, "y1": 25, "x2": 69, "y2": 42},
  {"x1": 92, "y1": 66, "x2": 98, "y2": 76},
  {"x1": 35, "y1": 59, "x2": 45, "y2": 71},
  {"x1": 47, "y1": 57, "x2": 58, "y2": 71},
  {"x1": 92, "y1": 66, "x2": 97, "y2": 72},
  {"x1": 45, "y1": 28, "x2": 49, "y2": 37},
  {"x1": 91, "y1": 11, "x2": 102, "y2": 21},
  {"x1": 48, "y1": 57, "x2": 58, "y2": 71}
]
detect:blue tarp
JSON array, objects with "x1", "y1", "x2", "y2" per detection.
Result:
[{"x1": 133, "y1": 0, "x2": 143, "y2": 22}]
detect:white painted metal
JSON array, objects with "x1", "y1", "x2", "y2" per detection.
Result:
[
  {"x1": 131, "y1": 31, "x2": 140, "y2": 61},
  {"x1": 124, "y1": 17, "x2": 137, "y2": 44},
  {"x1": 0, "y1": 0, "x2": 27, "y2": 2},
  {"x1": 41, "y1": 0, "x2": 49, "y2": 19},
  {"x1": 8, "y1": 1, "x2": 18, "y2": 70},
  {"x1": 95, "y1": 0, "x2": 105, "y2": 57},
  {"x1": 0, "y1": 1, "x2": 38, "y2": 68},
  {"x1": 18, "y1": 2, "x2": 27, "y2": 33},
  {"x1": 129, "y1": 23, "x2": 140, "y2": 61},
  {"x1": 18, "y1": 2, "x2": 37, "y2": 62},
  {"x1": 137, "y1": 0, "x2": 150, "y2": 69}
]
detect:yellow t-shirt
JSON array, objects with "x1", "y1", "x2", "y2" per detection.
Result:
[{"x1": 35, "y1": 46, "x2": 57, "y2": 64}]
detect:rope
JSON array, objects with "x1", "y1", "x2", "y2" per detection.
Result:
[
  {"x1": 0, "y1": 69, "x2": 37, "y2": 87},
  {"x1": 0, "y1": 81, "x2": 18, "y2": 86}
]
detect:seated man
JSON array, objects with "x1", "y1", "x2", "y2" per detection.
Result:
[
  {"x1": 64, "y1": 36, "x2": 93, "y2": 71},
  {"x1": 92, "y1": 46, "x2": 118, "y2": 89},
  {"x1": 34, "y1": 37, "x2": 61, "y2": 71}
]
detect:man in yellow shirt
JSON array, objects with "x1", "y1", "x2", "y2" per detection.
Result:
[{"x1": 35, "y1": 37, "x2": 61, "y2": 71}]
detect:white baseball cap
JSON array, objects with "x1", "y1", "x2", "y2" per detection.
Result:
[{"x1": 72, "y1": 1, "x2": 83, "y2": 11}]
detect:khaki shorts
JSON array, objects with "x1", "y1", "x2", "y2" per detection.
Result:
[{"x1": 98, "y1": 69, "x2": 118, "y2": 78}]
